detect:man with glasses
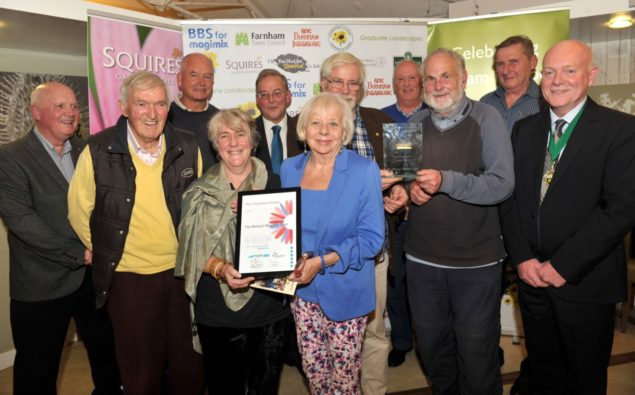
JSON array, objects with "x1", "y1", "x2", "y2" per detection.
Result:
[
  {"x1": 168, "y1": 52, "x2": 219, "y2": 172},
  {"x1": 320, "y1": 51, "x2": 408, "y2": 395},
  {"x1": 254, "y1": 69, "x2": 302, "y2": 174}
]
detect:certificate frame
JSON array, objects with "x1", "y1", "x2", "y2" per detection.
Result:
[{"x1": 235, "y1": 187, "x2": 301, "y2": 278}]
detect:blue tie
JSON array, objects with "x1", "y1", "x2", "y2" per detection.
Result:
[{"x1": 271, "y1": 125, "x2": 283, "y2": 174}]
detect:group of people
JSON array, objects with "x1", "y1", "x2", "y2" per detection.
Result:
[{"x1": 0, "y1": 34, "x2": 633, "y2": 395}]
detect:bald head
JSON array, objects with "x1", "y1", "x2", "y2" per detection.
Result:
[
  {"x1": 177, "y1": 52, "x2": 215, "y2": 111},
  {"x1": 30, "y1": 82, "x2": 79, "y2": 146},
  {"x1": 541, "y1": 40, "x2": 598, "y2": 117}
]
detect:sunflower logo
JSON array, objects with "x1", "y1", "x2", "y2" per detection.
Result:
[
  {"x1": 269, "y1": 200, "x2": 295, "y2": 244},
  {"x1": 237, "y1": 101, "x2": 260, "y2": 118},
  {"x1": 328, "y1": 26, "x2": 353, "y2": 50}
]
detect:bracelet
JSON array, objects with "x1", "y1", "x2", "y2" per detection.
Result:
[{"x1": 319, "y1": 254, "x2": 326, "y2": 275}]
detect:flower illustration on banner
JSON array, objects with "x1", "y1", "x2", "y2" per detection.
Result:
[
  {"x1": 328, "y1": 26, "x2": 353, "y2": 50},
  {"x1": 269, "y1": 200, "x2": 294, "y2": 244},
  {"x1": 238, "y1": 101, "x2": 260, "y2": 118},
  {"x1": 88, "y1": 16, "x2": 182, "y2": 134}
]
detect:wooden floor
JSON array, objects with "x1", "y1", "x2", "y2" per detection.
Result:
[{"x1": 1, "y1": 318, "x2": 634, "y2": 394}]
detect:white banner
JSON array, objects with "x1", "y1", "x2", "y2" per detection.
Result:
[{"x1": 181, "y1": 21, "x2": 427, "y2": 117}]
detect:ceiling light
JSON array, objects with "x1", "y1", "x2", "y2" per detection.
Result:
[{"x1": 608, "y1": 14, "x2": 633, "y2": 29}]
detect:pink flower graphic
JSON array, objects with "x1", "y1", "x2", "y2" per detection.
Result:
[
  {"x1": 88, "y1": 16, "x2": 182, "y2": 134},
  {"x1": 269, "y1": 200, "x2": 294, "y2": 244}
]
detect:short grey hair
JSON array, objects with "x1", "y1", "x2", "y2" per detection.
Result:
[
  {"x1": 423, "y1": 48, "x2": 466, "y2": 76},
  {"x1": 119, "y1": 71, "x2": 168, "y2": 107},
  {"x1": 319, "y1": 52, "x2": 366, "y2": 98},
  {"x1": 296, "y1": 93, "x2": 355, "y2": 146},
  {"x1": 207, "y1": 108, "x2": 260, "y2": 152}
]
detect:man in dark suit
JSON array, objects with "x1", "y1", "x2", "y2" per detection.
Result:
[
  {"x1": 0, "y1": 82, "x2": 121, "y2": 394},
  {"x1": 168, "y1": 52, "x2": 219, "y2": 172},
  {"x1": 501, "y1": 40, "x2": 635, "y2": 394},
  {"x1": 254, "y1": 69, "x2": 302, "y2": 174}
]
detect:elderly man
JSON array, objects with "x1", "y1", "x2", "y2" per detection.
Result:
[
  {"x1": 381, "y1": 58, "x2": 427, "y2": 367},
  {"x1": 481, "y1": 35, "x2": 544, "y2": 134},
  {"x1": 382, "y1": 59, "x2": 427, "y2": 122},
  {"x1": 320, "y1": 51, "x2": 408, "y2": 395},
  {"x1": 168, "y1": 52, "x2": 219, "y2": 172},
  {"x1": 407, "y1": 48, "x2": 514, "y2": 394},
  {"x1": 254, "y1": 69, "x2": 302, "y2": 174},
  {"x1": 501, "y1": 40, "x2": 635, "y2": 394},
  {"x1": 0, "y1": 82, "x2": 121, "y2": 394},
  {"x1": 68, "y1": 71, "x2": 204, "y2": 394}
]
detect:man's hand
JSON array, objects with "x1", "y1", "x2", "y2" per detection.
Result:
[
  {"x1": 415, "y1": 169, "x2": 443, "y2": 195},
  {"x1": 409, "y1": 182, "x2": 432, "y2": 205},
  {"x1": 380, "y1": 169, "x2": 404, "y2": 191},
  {"x1": 537, "y1": 261, "x2": 566, "y2": 288},
  {"x1": 384, "y1": 184, "x2": 408, "y2": 213},
  {"x1": 84, "y1": 249, "x2": 93, "y2": 265},
  {"x1": 517, "y1": 258, "x2": 549, "y2": 287}
]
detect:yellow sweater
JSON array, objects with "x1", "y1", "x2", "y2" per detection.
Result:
[{"x1": 68, "y1": 142, "x2": 202, "y2": 274}]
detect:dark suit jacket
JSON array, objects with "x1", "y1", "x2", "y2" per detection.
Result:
[
  {"x1": 501, "y1": 98, "x2": 635, "y2": 303},
  {"x1": 359, "y1": 106, "x2": 394, "y2": 169},
  {"x1": 0, "y1": 130, "x2": 86, "y2": 302},
  {"x1": 254, "y1": 114, "x2": 303, "y2": 172}
]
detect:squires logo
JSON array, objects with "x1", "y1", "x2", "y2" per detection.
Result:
[
  {"x1": 328, "y1": 26, "x2": 353, "y2": 51},
  {"x1": 274, "y1": 54, "x2": 308, "y2": 73}
]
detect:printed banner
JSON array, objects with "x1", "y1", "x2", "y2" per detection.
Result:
[
  {"x1": 88, "y1": 15, "x2": 182, "y2": 134},
  {"x1": 181, "y1": 21, "x2": 428, "y2": 117},
  {"x1": 428, "y1": 9, "x2": 570, "y2": 100}
]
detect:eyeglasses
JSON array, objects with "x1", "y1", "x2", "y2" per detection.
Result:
[
  {"x1": 256, "y1": 90, "x2": 285, "y2": 100},
  {"x1": 324, "y1": 78, "x2": 362, "y2": 91}
]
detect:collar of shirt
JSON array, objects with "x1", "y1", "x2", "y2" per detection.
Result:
[
  {"x1": 263, "y1": 115, "x2": 288, "y2": 158},
  {"x1": 430, "y1": 96, "x2": 469, "y2": 130},
  {"x1": 494, "y1": 79, "x2": 541, "y2": 103},
  {"x1": 33, "y1": 126, "x2": 73, "y2": 157},
  {"x1": 174, "y1": 94, "x2": 209, "y2": 112},
  {"x1": 127, "y1": 122, "x2": 163, "y2": 165},
  {"x1": 549, "y1": 97, "x2": 587, "y2": 130},
  {"x1": 396, "y1": 101, "x2": 424, "y2": 118}
]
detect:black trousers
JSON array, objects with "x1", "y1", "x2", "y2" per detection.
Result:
[
  {"x1": 517, "y1": 281, "x2": 615, "y2": 395},
  {"x1": 11, "y1": 267, "x2": 121, "y2": 395},
  {"x1": 387, "y1": 220, "x2": 413, "y2": 352},
  {"x1": 198, "y1": 315, "x2": 293, "y2": 395},
  {"x1": 407, "y1": 260, "x2": 502, "y2": 395}
]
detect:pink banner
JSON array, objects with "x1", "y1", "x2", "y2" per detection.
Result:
[{"x1": 88, "y1": 16, "x2": 182, "y2": 134}]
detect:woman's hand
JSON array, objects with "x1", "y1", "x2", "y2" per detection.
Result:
[
  {"x1": 289, "y1": 256, "x2": 322, "y2": 284},
  {"x1": 222, "y1": 264, "x2": 255, "y2": 290}
]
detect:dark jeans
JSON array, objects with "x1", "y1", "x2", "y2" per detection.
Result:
[
  {"x1": 198, "y1": 315, "x2": 293, "y2": 395},
  {"x1": 11, "y1": 267, "x2": 121, "y2": 395},
  {"x1": 407, "y1": 259, "x2": 502, "y2": 395},
  {"x1": 518, "y1": 281, "x2": 615, "y2": 395},
  {"x1": 107, "y1": 270, "x2": 204, "y2": 395},
  {"x1": 387, "y1": 220, "x2": 412, "y2": 352}
]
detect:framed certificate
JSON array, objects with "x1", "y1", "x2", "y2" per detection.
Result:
[
  {"x1": 383, "y1": 123, "x2": 423, "y2": 180},
  {"x1": 235, "y1": 187, "x2": 301, "y2": 278}
]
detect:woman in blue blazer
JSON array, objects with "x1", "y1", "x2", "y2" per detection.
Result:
[{"x1": 280, "y1": 93, "x2": 384, "y2": 394}]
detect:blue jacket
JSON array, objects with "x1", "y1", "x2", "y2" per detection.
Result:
[{"x1": 281, "y1": 149, "x2": 384, "y2": 321}]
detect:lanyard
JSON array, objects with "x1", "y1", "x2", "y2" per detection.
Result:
[{"x1": 548, "y1": 106, "x2": 584, "y2": 162}]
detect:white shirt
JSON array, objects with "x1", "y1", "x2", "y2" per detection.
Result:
[{"x1": 263, "y1": 115, "x2": 289, "y2": 159}]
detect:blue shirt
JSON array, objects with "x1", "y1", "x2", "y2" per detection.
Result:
[
  {"x1": 381, "y1": 102, "x2": 426, "y2": 123},
  {"x1": 296, "y1": 188, "x2": 327, "y2": 303},
  {"x1": 480, "y1": 79, "x2": 542, "y2": 134}
]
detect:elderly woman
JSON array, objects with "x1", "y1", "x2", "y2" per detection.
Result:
[
  {"x1": 281, "y1": 93, "x2": 385, "y2": 394},
  {"x1": 175, "y1": 109, "x2": 292, "y2": 395}
]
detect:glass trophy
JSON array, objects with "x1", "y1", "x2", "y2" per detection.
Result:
[{"x1": 382, "y1": 123, "x2": 422, "y2": 180}]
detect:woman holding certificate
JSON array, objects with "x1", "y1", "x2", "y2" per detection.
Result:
[
  {"x1": 281, "y1": 93, "x2": 385, "y2": 394},
  {"x1": 175, "y1": 109, "x2": 292, "y2": 395}
]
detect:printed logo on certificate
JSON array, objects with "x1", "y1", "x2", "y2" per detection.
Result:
[{"x1": 235, "y1": 187, "x2": 301, "y2": 279}]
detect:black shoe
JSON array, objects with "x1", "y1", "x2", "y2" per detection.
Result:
[{"x1": 388, "y1": 349, "x2": 407, "y2": 367}]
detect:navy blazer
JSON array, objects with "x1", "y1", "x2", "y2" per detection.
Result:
[
  {"x1": 280, "y1": 149, "x2": 384, "y2": 321},
  {"x1": 0, "y1": 130, "x2": 86, "y2": 302},
  {"x1": 501, "y1": 98, "x2": 635, "y2": 303}
]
